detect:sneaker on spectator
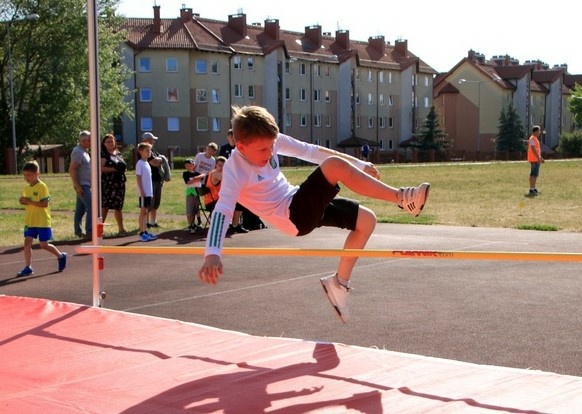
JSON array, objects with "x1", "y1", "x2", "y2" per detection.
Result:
[
  {"x1": 58, "y1": 253, "x2": 68, "y2": 272},
  {"x1": 147, "y1": 222, "x2": 159, "y2": 228},
  {"x1": 147, "y1": 232, "x2": 158, "y2": 241},
  {"x1": 17, "y1": 266, "x2": 34, "y2": 277},
  {"x1": 397, "y1": 183, "x2": 430, "y2": 217},
  {"x1": 139, "y1": 233, "x2": 150, "y2": 242},
  {"x1": 232, "y1": 225, "x2": 249, "y2": 234},
  {"x1": 320, "y1": 274, "x2": 350, "y2": 323}
]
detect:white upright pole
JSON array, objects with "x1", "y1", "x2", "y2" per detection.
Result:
[{"x1": 87, "y1": 0, "x2": 102, "y2": 307}]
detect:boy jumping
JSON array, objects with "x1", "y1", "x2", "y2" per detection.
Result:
[{"x1": 198, "y1": 105, "x2": 429, "y2": 323}]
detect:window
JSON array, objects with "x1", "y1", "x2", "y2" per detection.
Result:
[
  {"x1": 314, "y1": 64, "x2": 321, "y2": 77},
  {"x1": 196, "y1": 117, "x2": 208, "y2": 131},
  {"x1": 233, "y1": 56, "x2": 242, "y2": 70},
  {"x1": 300, "y1": 89, "x2": 307, "y2": 101},
  {"x1": 425, "y1": 75, "x2": 430, "y2": 87},
  {"x1": 355, "y1": 93, "x2": 360, "y2": 105},
  {"x1": 285, "y1": 113, "x2": 292, "y2": 126},
  {"x1": 285, "y1": 88, "x2": 291, "y2": 100},
  {"x1": 388, "y1": 117, "x2": 393, "y2": 128},
  {"x1": 300, "y1": 63, "x2": 307, "y2": 75},
  {"x1": 379, "y1": 71, "x2": 384, "y2": 83},
  {"x1": 167, "y1": 117, "x2": 180, "y2": 131},
  {"x1": 355, "y1": 116, "x2": 361, "y2": 128},
  {"x1": 367, "y1": 70, "x2": 372, "y2": 82},
  {"x1": 211, "y1": 61, "x2": 219, "y2": 74},
  {"x1": 324, "y1": 65, "x2": 330, "y2": 77},
  {"x1": 314, "y1": 115, "x2": 321, "y2": 127},
  {"x1": 379, "y1": 94, "x2": 385, "y2": 106},
  {"x1": 247, "y1": 57, "x2": 254, "y2": 71},
  {"x1": 196, "y1": 89, "x2": 207, "y2": 103},
  {"x1": 234, "y1": 84, "x2": 243, "y2": 97},
  {"x1": 325, "y1": 139, "x2": 331, "y2": 148},
  {"x1": 196, "y1": 59, "x2": 207, "y2": 74},
  {"x1": 212, "y1": 117, "x2": 221, "y2": 132},
  {"x1": 167, "y1": 88, "x2": 179, "y2": 102},
  {"x1": 355, "y1": 69, "x2": 360, "y2": 80},
  {"x1": 138, "y1": 57, "x2": 151, "y2": 72},
  {"x1": 388, "y1": 95, "x2": 394, "y2": 106},
  {"x1": 300, "y1": 114, "x2": 307, "y2": 127},
  {"x1": 325, "y1": 115, "x2": 331, "y2": 127},
  {"x1": 166, "y1": 58, "x2": 178, "y2": 72},
  {"x1": 367, "y1": 93, "x2": 373, "y2": 105},
  {"x1": 368, "y1": 117, "x2": 374, "y2": 128},
  {"x1": 325, "y1": 90, "x2": 331, "y2": 103},
  {"x1": 211, "y1": 89, "x2": 220, "y2": 103},
  {"x1": 313, "y1": 89, "x2": 321, "y2": 102},
  {"x1": 140, "y1": 88, "x2": 152, "y2": 102},
  {"x1": 424, "y1": 97, "x2": 429, "y2": 108},
  {"x1": 140, "y1": 117, "x2": 153, "y2": 131},
  {"x1": 379, "y1": 117, "x2": 386, "y2": 128},
  {"x1": 285, "y1": 61, "x2": 290, "y2": 74},
  {"x1": 248, "y1": 85, "x2": 255, "y2": 99},
  {"x1": 388, "y1": 72, "x2": 392, "y2": 84}
]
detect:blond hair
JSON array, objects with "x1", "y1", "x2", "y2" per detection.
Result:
[{"x1": 231, "y1": 105, "x2": 279, "y2": 144}]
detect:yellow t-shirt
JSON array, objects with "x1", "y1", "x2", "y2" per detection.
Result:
[{"x1": 22, "y1": 180, "x2": 52, "y2": 228}]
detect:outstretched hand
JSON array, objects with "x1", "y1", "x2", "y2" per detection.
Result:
[
  {"x1": 363, "y1": 163, "x2": 381, "y2": 180},
  {"x1": 198, "y1": 255, "x2": 223, "y2": 285}
]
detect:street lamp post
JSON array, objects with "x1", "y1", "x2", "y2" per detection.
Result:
[
  {"x1": 5, "y1": 14, "x2": 39, "y2": 174},
  {"x1": 458, "y1": 78, "x2": 482, "y2": 152}
]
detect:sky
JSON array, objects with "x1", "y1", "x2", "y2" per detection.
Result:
[{"x1": 116, "y1": 0, "x2": 581, "y2": 76}]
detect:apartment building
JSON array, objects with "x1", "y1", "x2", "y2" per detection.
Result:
[
  {"x1": 434, "y1": 51, "x2": 580, "y2": 159},
  {"x1": 120, "y1": 6, "x2": 437, "y2": 156}
]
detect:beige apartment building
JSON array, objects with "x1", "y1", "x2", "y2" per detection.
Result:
[
  {"x1": 121, "y1": 6, "x2": 436, "y2": 158},
  {"x1": 435, "y1": 51, "x2": 582, "y2": 160}
]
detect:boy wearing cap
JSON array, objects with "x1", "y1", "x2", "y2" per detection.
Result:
[
  {"x1": 141, "y1": 131, "x2": 165, "y2": 228},
  {"x1": 183, "y1": 159, "x2": 205, "y2": 233}
]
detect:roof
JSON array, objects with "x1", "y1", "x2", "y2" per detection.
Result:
[{"x1": 337, "y1": 136, "x2": 381, "y2": 147}]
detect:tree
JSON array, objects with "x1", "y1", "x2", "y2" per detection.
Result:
[
  {"x1": 495, "y1": 102, "x2": 525, "y2": 152},
  {"x1": 0, "y1": 0, "x2": 132, "y2": 172},
  {"x1": 413, "y1": 105, "x2": 451, "y2": 151},
  {"x1": 568, "y1": 83, "x2": 582, "y2": 128}
]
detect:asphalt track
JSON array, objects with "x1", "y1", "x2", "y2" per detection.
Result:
[{"x1": 2, "y1": 223, "x2": 581, "y2": 377}]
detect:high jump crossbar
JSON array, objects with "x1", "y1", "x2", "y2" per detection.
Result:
[{"x1": 75, "y1": 245, "x2": 582, "y2": 262}]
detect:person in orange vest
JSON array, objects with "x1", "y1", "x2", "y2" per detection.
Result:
[{"x1": 527, "y1": 126, "x2": 544, "y2": 196}]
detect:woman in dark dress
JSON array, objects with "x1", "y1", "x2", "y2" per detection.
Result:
[{"x1": 101, "y1": 134, "x2": 127, "y2": 236}]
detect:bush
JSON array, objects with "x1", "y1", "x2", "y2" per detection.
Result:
[{"x1": 557, "y1": 131, "x2": 582, "y2": 157}]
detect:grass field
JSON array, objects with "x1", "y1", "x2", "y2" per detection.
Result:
[{"x1": 1, "y1": 159, "x2": 581, "y2": 247}]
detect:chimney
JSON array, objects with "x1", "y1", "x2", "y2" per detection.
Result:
[
  {"x1": 265, "y1": 19, "x2": 280, "y2": 41},
  {"x1": 305, "y1": 25, "x2": 322, "y2": 49},
  {"x1": 395, "y1": 39, "x2": 408, "y2": 56},
  {"x1": 368, "y1": 35, "x2": 385, "y2": 55},
  {"x1": 228, "y1": 13, "x2": 247, "y2": 37},
  {"x1": 180, "y1": 8, "x2": 193, "y2": 22},
  {"x1": 153, "y1": 5, "x2": 161, "y2": 34},
  {"x1": 335, "y1": 29, "x2": 350, "y2": 50}
]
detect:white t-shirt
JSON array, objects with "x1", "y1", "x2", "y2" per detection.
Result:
[
  {"x1": 205, "y1": 133, "x2": 367, "y2": 256},
  {"x1": 135, "y1": 159, "x2": 153, "y2": 197},
  {"x1": 193, "y1": 152, "x2": 216, "y2": 175}
]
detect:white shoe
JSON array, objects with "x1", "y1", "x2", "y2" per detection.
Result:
[
  {"x1": 398, "y1": 182, "x2": 430, "y2": 217},
  {"x1": 320, "y1": 274, "x2": 350, "y2": 323}
]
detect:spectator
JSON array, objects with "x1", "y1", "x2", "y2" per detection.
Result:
[
  {"x1": 69, "y1": 130, "x2": 92, "y2": 238},
  {"x1": 183, "y1": 158, "x2": 205, "y2": 233},
  {"x1": 100, "y1": 134, "x2": 127, "y2": 236},
  {"x1": 136, "y1": 142, "x2": 158, "y2": 242},
  {"x1": 193, "y1": 142, "x2": 219, "y2": 177},
  {"x1": 16, "y1": 160, "x2": 67, "y2": 277},
  {"x1": 141, "y1": 132, "x2": 168, "y2": 229},
  {"x1": 204, "y1": 156, "x2": 227, "y2": 212},
  {"x1": 219, "y1": 128, "x2": 236, "y2": 159},
  {"x1": 361, "y1": 142, "x2": 370, "y2": 161}
]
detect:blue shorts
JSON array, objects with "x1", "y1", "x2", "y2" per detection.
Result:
[
  {"x1": 23, "y1": 227, "x2": 53, "y2": 242},
  {"x1": 530, "y1": 162, "x2": 540, "y2": 177}
]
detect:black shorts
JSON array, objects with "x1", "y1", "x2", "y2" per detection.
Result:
[
  {"x1": 289, "y1": 167, "x2": 359, "y2": 236},
  {"x1": 139, "y1": 196, "x2": 153, "y2": 209}
]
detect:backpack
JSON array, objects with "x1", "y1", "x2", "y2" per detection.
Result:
[{"x1": 159, "y1": 155, "x2": 171, "y2": 182}]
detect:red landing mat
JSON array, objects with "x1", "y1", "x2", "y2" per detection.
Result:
[{"x1": 2, "y1": 296, "x2": 582, "y2": 413}]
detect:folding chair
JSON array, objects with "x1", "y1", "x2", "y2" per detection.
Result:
[{"x1": 193, "y1": 186, "x2": 214, "y2": 232}]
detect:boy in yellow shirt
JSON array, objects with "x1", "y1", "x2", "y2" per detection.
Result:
[{"x1": 17, "y1": 160, "x2": 67, "y2": 277}]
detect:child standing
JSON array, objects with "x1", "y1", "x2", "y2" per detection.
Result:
[
  {"x1": 203, "y1": 156, "x2": 227, "y2": 212},
  {"x1": 17, "y1": 160, "x2": 67, "y2": 277},
  {"x1": 182, "y1": 158, "x2": 205, "y2": 233},
  {"x1": 136, "y1": 142, "x2": 158, "y2": 242},
  {"x1": 198, "y1": 105, "x2": 430, "y2": 323}
]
